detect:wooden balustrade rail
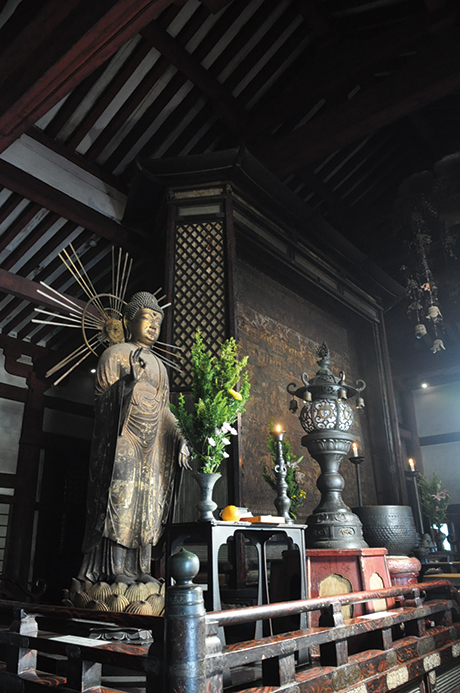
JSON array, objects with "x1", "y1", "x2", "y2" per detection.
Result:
[{"x1": 0, "y1": 579, "x2": 459, "y2": 692}]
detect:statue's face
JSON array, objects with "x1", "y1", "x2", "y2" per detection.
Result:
[{"x1": 129, "y1": 308, "x2": 163, "y2": 345}]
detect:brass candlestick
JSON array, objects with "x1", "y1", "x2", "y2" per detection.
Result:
[
  {"x1": 349, "y1": 454, "x2": 364, "y2": 507},
  {"x1": 272, "y1": 428, "x2": 293, "y2": 525}
]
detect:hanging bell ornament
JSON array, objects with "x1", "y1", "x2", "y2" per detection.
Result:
[
  {"x1": 304, "y1": 390, "x2": 312, "y2": 402},
  {"x1": 289, "y1": 398, "x2": 298, "y2": 414},
  {"x1": 338, "y1": 370, "x2": 347, "y2": 400},
  {"x1": 356, "y1": 397, "x2": 365, "y2": 409},
  {"x1": 415, "y1": 323, "x2": 427, "y2": 339},
  {"x1": 426, "y1": 305, "x2": 442, "y2": 322},
  {"x1": 431, "y1": 338, "x2": 446, "y2": 353}
]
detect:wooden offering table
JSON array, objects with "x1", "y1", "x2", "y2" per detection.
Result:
[{"x1": 165, "y1": 520, "x2": 307, "y2": 636}]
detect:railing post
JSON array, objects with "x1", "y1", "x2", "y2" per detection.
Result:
[{"x1": 165, "y1": 548, "x2": 207, "y2": 693}]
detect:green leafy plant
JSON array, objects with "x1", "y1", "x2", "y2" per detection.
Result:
[
  {"x1": 417, "y1": 471, "x2": 450, "y2": 530},
  {"x1": 263, "y1": 426, "x2": 306, "y2": 519},
  {"x1": 170, "y1": 331, "x2": 250, "y2": 473}
]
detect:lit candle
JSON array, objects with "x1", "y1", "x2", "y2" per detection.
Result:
[
  {"x1": 272, "y1": 425, "x2": 284, "y2": 442},
  {"x1": 408, "y1": 458, "x2": 415, "y2": 472},
  {"x1": 351, "y1": 442, "x2": 359, "y2": 458}
]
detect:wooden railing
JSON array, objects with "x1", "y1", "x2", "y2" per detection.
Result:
[{"x1": 0, "y1": 555, "x2": 460, "y2": 692}]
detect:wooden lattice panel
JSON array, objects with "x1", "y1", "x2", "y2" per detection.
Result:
[{"x1": 172, "y1": 220, "x2": 226, "y2": 389}]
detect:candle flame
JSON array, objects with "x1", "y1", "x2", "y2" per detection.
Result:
[
  {"x1": 351, "y1": 442, "x2": 359, "y2": 457},
  {"x1": 408, "y1": 458, "x2": 415, "y2": 472}
]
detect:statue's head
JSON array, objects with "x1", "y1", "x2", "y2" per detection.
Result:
[{"x1": 123, "y1": 291, "x2": 164, "y2": 346}]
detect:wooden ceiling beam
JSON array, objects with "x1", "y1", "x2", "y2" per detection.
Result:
[
  {"x1": 101, "y1": 0, "x2": 250, "y2": 167},
  {"x1": 249, "y1": 4, "x2": 459, "y2": 138},
  {"x1": 0, "y1": 0, "x2": 85, "y2": 91},
  {"x1": 261, "y1": 25, "x2": 460, "y2": 177},
  {"x1": 0, "y1": 192, "x2": 24, "y2": 226},
  {"x1": 0, "y1": 158, "x2": 142, "y2": 256},
  {"x1": 0, "y1": 0, "x2": 177, "y2": 154},
  {"x1": 140, "y1": 19, "x2": 251, "y2": 138},
  {"x1": 0, "y1": 202, "x2": 42, "y2": 255},
  {"x1": 0, "y1": 227, "x2": 90, "y2": 321},
  {"x1": 27, "y1": 126, "x2": 127, "y2": 194},
  {"x1": 297, "y1": 0, "x2": 338, "y2": 41},
  {"x1": 0, "y1": 269, "x2": 88, "y2": 316},
  {"x1": 2, "y1": 212, "x2": 61, "y2": 273}
]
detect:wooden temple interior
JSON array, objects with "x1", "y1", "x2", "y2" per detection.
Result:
[{"x1": 2, "y1": 1, "x2": 460, "y2": 691}]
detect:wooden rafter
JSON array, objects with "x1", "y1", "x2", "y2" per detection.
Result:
[
  {"x1": 0, "y1": 159, "x2": 141, "y2": 255},
  {"x1": 0, "y1": 0, "x2": 177, "y2": 154},
  {"x1": 261, "y1": 24, "x2": 460, "y2": 177},
  {"x1": 249, "y1": 4, "x2": 459, "y2": 140},
  {"x1": 27, "y1": 127, "x2": 127, "y2": 194},
  {"x1": 140, "y1": 19, "x2": 250, "y2": 137},
  {"x1": 0, "y1": 269, "x2": 88, "y2": 316}
]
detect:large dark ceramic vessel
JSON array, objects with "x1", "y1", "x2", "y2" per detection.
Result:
[{"x1": 353, "y1": 505, "x2": 417, "y2": 556}]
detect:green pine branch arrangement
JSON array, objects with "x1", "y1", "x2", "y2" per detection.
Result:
[
  {"x1": 263, "y1": 425, "x2": 306, "y2": 519},
  {"x1": 170, "y1": 331, "x2": 250, "y2": 474},
  {"x1": 417, "y1": 470, "x2": 450, "y2": 530}
]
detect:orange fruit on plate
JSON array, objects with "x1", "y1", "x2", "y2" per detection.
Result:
[{"x1": 221, "y1": 505, "x2": 241, "y2": 522}]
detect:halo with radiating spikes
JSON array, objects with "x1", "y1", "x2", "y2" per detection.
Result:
[{"x1": 32, "y1": 244, "x2": 182, "y2": 385}]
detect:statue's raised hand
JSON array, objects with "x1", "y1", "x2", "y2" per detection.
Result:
[
  {"x1": 130, "y1": 348, "x2": 146, "y2": 382},
  {"x1": 179, "y1": 441, "x2": 192, "y2": 470}
]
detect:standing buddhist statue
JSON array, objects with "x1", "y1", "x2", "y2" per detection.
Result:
[{"x1": 78, "y1": 291, "x2": 190, "y2": 584}]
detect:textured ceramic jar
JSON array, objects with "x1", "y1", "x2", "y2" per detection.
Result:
[{"x1": 353, "y1": 505, "x2": 417, "y2": 556}]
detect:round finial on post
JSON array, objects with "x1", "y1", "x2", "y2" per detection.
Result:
[{"x1": 169, "y1": 548, "x2": 200, "y2": 586}]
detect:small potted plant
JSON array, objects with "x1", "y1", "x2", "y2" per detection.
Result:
[
  {"x1": 417, "y1": 470, "x2": 450, "y2": 550},
  {"x1": 170, "y1": 331, "x2": 250, "y2": 520}
]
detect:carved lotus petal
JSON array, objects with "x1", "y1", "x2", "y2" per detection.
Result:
[
  {"x1": 89, "y1": 582, "x2": 112, "y2": 602},
  {"x1": 146, "y1": 593, "x2": 165, "y2": 616},
  {"x1": 107, "y1": 594, "x2": 130, "y2": 612},
  {"x1": 125, "y1": 582, "x2": 148, "y2": 602},
  {"x1": 70, "y1": 578, "x2": 82, "y2": 595},
  {"x1": 72, "y1": 591, "x2": 91, "y2": 608},
  {"x1": 145, "y1": 580, "x2": 162, "y2": 596},
  {"x1": 111, "y1": 582, "x2": 128, "y2": 596},
  {"x1": 61, "y1": 599, "x2": 74, "y2": 608},
  {"x1": 88, "y1": 599, "x2": 109, "y2": 611},
  {"x1": 125, "y1": 600, "x2": 153, "y2": 615}
]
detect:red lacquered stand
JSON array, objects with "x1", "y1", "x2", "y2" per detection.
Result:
[{"x1": 272, "y1": 547, "x2": 395, "y2": 629}]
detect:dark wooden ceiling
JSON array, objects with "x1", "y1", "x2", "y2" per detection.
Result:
[{"x1": 0, "y1": 0, "x2": 459, "y2": 377}]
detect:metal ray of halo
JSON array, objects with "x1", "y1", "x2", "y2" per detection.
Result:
[
  {"x1": 60, "y1": 244, "x2": 108, "y2": 319},
  {"x1": 155, "y1": 340, "x2": 184, "y2": 351},
  {"x1": 46, "y1": 334, "x2": 102, "y2": 379},
  {"x1": 34, "y1": 308, "x2": 82, "y2": 324},
  {"x1": 151, "y1": 349, "x2": 183, "y2": 373},
  {"x1": 151, "y1": 343, "x2": 183, "y2": 360},
  {"x1": 39, "y1": 281, "x2": 83, "y2": 312},
  {"x1": 53, "y1": 335, "x2": 105, "y2": 386}
]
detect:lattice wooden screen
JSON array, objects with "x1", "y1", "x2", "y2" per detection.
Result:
[{"x1": 171, "y1": 220, "x2": 227, "y2": 389}]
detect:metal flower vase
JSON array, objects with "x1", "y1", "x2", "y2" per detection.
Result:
[
  {"x1": 192, "y1": 472, "x2": 221, "y2": 522},
  {"x1": 288, "y1": 342, "x2": 367, "y2": 549}
]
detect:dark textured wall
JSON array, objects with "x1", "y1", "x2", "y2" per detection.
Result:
[{"x1": 236, "y1": 260, "x2": 378, "y2": 521}]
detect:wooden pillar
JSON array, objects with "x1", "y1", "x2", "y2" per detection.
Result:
[{"x1": 3, "y1": 370, "x2": 47, "y2": 584}]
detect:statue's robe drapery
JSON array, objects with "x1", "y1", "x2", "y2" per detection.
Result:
[{"x1": 79, "y1": 341, "x2": 182, "y2": 582}]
